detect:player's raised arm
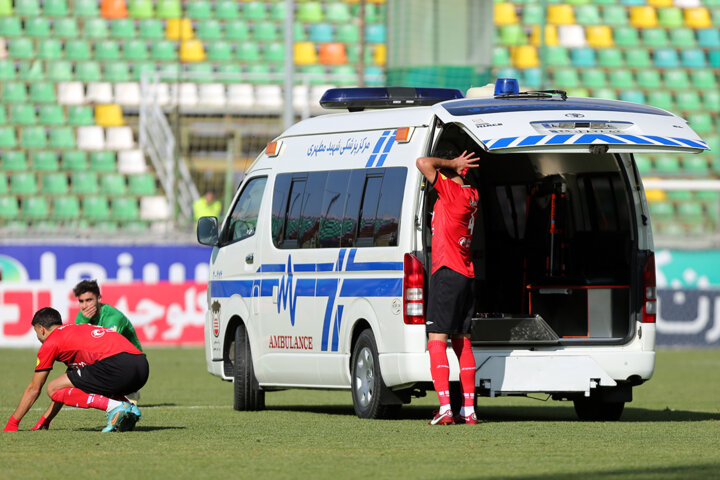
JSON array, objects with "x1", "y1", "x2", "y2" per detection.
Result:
[
  {"x1": 416, "y1": 150, "x2": 479, "y2": 183},
  {"x1": 4, "y1": 370, "x2": 50, "y2": 431}
]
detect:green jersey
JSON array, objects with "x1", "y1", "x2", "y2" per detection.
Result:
[{"x1": 75, "y1": 303, "x2": 143, "y2": 351}]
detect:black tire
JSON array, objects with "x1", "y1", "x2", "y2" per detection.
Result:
[
  {"x1": 351, "y1": 329, "x2": 399, "y2": 419},
  {"x1": 573, "y1": 397, "x2": 625, "y2": 421},
  {"x1": 233, "y1": 323, "x2": 265, "y2": 411}
]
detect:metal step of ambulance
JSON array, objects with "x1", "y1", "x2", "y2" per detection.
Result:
[{"x1": 470, "y1": 314, "x2": 559, "y2": 345}]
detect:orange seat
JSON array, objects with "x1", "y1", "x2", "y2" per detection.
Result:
[
  {"x1": 531, "y1": 25, "x2": 558, "y2": 47},
  {"x1": 294, "y1": 42, "x2": 318, "y2": 65},
  {"x1": 684, "y1": 7, "x2": 712, "y2": 29},
  {"x1": 586, "y1": 25, "x2": 614, "y2": 48},
  {"x1": 511, "y1": 45, "x2": 539, "y2": 69},
  {"x1": 630, "y1": 6, "x2": 658, "y2": 28},
  {"x1": 494, "y1": 3, "x2": 518, "y2": 25},
  {"x1": 165, "y1": 18, "x2": 194, "y2": 40},
  {"x1": 318, "y1": 43, "x2": 347, "y2": 65},
  {"x1": 101, "y1": 0, "x2": 128, "y2": 19},
  {"x1": 547, "y1": 5, "x2": 575, "y2": 25}
]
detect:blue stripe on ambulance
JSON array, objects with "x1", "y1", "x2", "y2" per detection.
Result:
[
  {"x1": 365, "y1": 130, "x2": 397, "y2": 167},
  {"x1": 483, "y1": 134, "x2": 709, "y2": 150},
  {"x1": 210, "y1": 249, "x2": 403, "y2": 352}
]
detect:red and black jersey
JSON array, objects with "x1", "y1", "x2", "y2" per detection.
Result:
[
  {"x1": 35, "y1": 324, "x2": 143, "y2": 372},
  {"x1": 431, "y1": 173, "x2": 479, "y2": 278}
]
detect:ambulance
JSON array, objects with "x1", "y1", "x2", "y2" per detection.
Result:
[{"x1": 197, "y1": 80, "x2": 708, "y2": 420}]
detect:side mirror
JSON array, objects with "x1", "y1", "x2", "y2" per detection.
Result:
[{"x1": 197, "y1": 216, "x2": 219, "y2": 246}]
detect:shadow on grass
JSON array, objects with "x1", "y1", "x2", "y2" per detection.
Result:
[
  {"x1": 266, "y1": 404, "x2": 720, "y2": 422},
  {"x1": 481, "y1": 463, "x2": 720, "y2": 480},
  {"x1": 75, "y1": 425, "x2": 186, "y2": 432},
  {"x1": 137, "y1": 403, "x2": 177, "y2": 408}
]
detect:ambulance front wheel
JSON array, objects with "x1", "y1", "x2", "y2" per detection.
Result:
[
  {"x1": 351, "y1": 329, "x2": 400, "y2": 419},
  {"x1": 233, "y1": 323, "x2": 265, "y2": 411}
]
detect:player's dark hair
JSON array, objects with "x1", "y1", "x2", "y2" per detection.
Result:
[
  {"x1": 73, "y1": 279, "x2": 100, "y2": 298},
  {"x1": 31, "y1": 307, "x2": 63, "y2": 328}
]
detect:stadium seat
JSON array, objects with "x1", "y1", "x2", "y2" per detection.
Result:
[
  {"x1": 131, "y1": 61, "x2": 154, "y2": 82},
  {"x1": 33, "y1": 150, "x2": 59, "y2": 171},
  {"x1": 495, "y1": 3, "x2": 519, "y2": 25},
  {"x1": 81, "y1": 195, "x2": 111, "y2": 221},
  {"x1": 664, "y1": 68, "x2": 690, "y2": 88},
  {"x1": 268, "y1": 1, "x2": 286, "y2": 21},
  {"x1": 180, "y1": 40, "x2": 206, "y2": 62},
  {"x1": 77, "y1": 126, "x2": 106, "y2": 150},
  {"x1": 642, "y1": 28, "x2": 669, "y2": 47},
  {"x1": 45, "y1": 61, "x2": 72, "y2": 82},
  {"x1": 581, "y1": 68, "x2": 607, "y2": 88},
  {"x1": 111, "y1": 18, "x2": 136, "y2": 39},
  {"x1": 547, "y1": 4, "x2": 575, "y2": 24},
  {"x1": 73, "y1": 0, "x2": 99, "y2": 17},
  {"x1": 687, "y1": 113, "x2": 713, "y2": 133},
  {"x1": 10, "y1": 172, "x2": 38, "y2": 194},
  {"x1": 23, "y1": 196, "x2": 50, "y2": 221},
  {"x1": 703, "y1": 90, "x2": 720, "y2": 112},
  {"x1": 326, "y1": 2, "x2": 351, "y2": 23},
  {"x1": 186, "y1": 0, "x2": 211, "y2": 19},
  {"x1": 0, "y1": 126, "x2": 18, "y2": 148},
  {"x1": 156, "y1": 0, "x2": 181, "y2": 18},
  {"x1": 669, "y1": 28, "x2": 697, "y2": 48},
  {"x1": 0, "y1": 0, "x2": 12, "y2": 15},
  {"x1": 245, "y1": 64, "x2": 272, "y2": 83},
  {"x1": 30, "y1": 82, "x2": 56, "y2": 104},
  {"x1": 100, "y1": 172, "x2": 127, "y2": 195},
  {"x1": 619, "y1": 89, "x2": 646, "y2": 104},
  {"x1": 681, "y1": 49, "x2": 707, "y2": 68},
  {"x1": 0, "y1": 196, "x2": 20, "y2": 221},
  {"x1": 654, "y1": 155, "x2": 681, "y2": 175},
  {"x1": 165, "y1": 18, "x2": 193, "y2": 40},
  {"x1": 653, "y1": 48, "x2": 679, "y2": 68},
  {"x1": 575, "y1": 5, "x2": 601, "y2": 25},
  {"x1": 2, "y1": 151, "x2": 27, "y2": 171},
  {"x1": 597, "y1": 48, "x2": 623, "y2": 67},
  {"x1": 25, "y1": 17, "x2": 50, "y2": 37},
  {"x1": 21, "y1": 126, "x2": 47, "y2": 149},
  {"x1": 15, "y1": 0, "x2": 40, "y2": 16},
  {"x1": 624, "y1": 47, "x2": 651, "y2": 67},
  {"x1": 114, "y1": 82, "x2": 140, "y2": 106},
  {"x1": 297, "y1": 1, "x2": 323, "y2": 23},
  {"x1": 682, "y1": 157, "x2": 709, "y2": 176},
  {"x1": 128, "y1": 0, "x2": 153, "y2": 18},
  {"x1": 570, "y1": 47, "x2": 596, "y2": 67},
  {"x1": 319, "y1": 43, "x2": 348, "y2": 65},
  {"x1": 95, "y1": 104, "x2": 124, "y2": 127},
  {"x1": 58, "y1": 82, "x2": 86, "y2": 105},
  {"x1": 227, "y1": 83, "x2": 254, "y2": 109},
  {"x1": 53, "y1": 17, "x2": 78, "y2": 37},
  {"x1": 151, "y1": 40, "x2": 178, "y2": 61},
  {"x1": 138, "y1": 19, "x2": 164, "y2": 40},
  {"x1": 196, "y1": 19, "x2": 222, "y2": 40},
  {"x1": 95, "y1": 40, "x2": 121, "y2": 61},
  {"x1": 558, "y1": 25, "x2": 586, "y2": 47},
  {"x1": 308, "y1": 23, "x2": 333, "y2": 43},
  {"x1": 647, "y1": 90, "x2": 673, "y2": 110},
  {"x1": 544, "y1": 46, "x2": 570, "y2": 66},
  {"x1": 697, "y1": 28, "x2": 720, "y2": 48},
  {"x1": 684, "y1": 7, "x2": 712, "y2": 28},
  {"x1": 366, "y1": 24, "x2": 386, "y2": 44},
  {"x1": 66, "y1": 106, "x2": 93, "y2": 126},
  {"x1": 0, "y1": 105, "x2": 5, "y2": 124},
  {"x1": 43, "y1": 172, "x2": 69, "y2": 194},
  {"x1": 216, "y1": 64, "x2": 242, "y2": 80},
  {"x1": 608, "y1": 69, "x2": 635, "y2": 89},
  {"x1": 37, "y1": 38, "x2": 62, "y2": 59},
  {"x1": 9, "y1": 104, "x2": 36, "y2": 125},
  {"x1": 2, "y1": 82, "x2": 27, "y2": 103},
  {"x1": 224, "y1": 19, "x2": 250, "y2": 41},
  {"x1": 118, "y1": 150, "x2": 147, "y2": 174},
  {"x1": 0, "y1": 60, "x2": 16, "y2": 80},
  {"x1": 658, "y1": 7, "x2": 683, "y2": 27},
  {"x1": 52, "y1": 195, "x2": 80, "y2": 221},
  {"x1": 493, "y1": 46, "x2": 512, "y2": 67},
  {"x1": 630, "y1": 6, "x2": 658, "y2": 28},
  {"x1": 123, "y1": 40, "x2": 148, "y2": 61},
  {"x1": 16, "y1": 61, "x2": 43, "y2": 81},
  {"x1": 711, "y1": 50, "x2": 720, "y2": 68},
  {"x1": 185, "y1": 62, "x2": 213, "y2": 83},
  {"x1": 89, "y1": 151, "x2": 117, "y2": 171},
  {"x1": 72, "y1": 171, "x2": 99, "y2": 194},
  {"x1": 613, "y1": 26, "x2": 639, "y2": 47},
  {"x1": 9, "y1": 38, "x2": 34, "y2": 59},
  {"x1": 586, "y1": 26, "x2": 614, "y2": 48},
  {"x1": 100, "y1": 0, "x2": 128, "y2": 19},
  {"x1": 86, "y1": 82, "x2": 114, "y2": 103},
  {"x1": 49, "y1": 126, "x2": 76, "y2": 149},
  {"x1": 373, "y1": 44, "x2": 386, "y2": 66},
  {"x1": 498, "y1": 24, "x2": 525, "y2": 46},
  {"x1": 264, "y1": 42, "x2": 285, "y2": 63},
  {"x1": 75, "y1": 61, "x2": 101, "y2": 83},
  {"x1": 61, "y1": 150, "x2": 89, "y2": 171},
  {"x1": 294, "y1": 42, "x2": 318, "y2": 65},
  {"x1": 106, "y1": 126, "x2": 134, "y2": 150},
  {"x1": 254, "y1": 21, "x2": 278, "y2": 42},
  {"x1": 552, "y1": 67, "x2": 580, "y2": 88},
  {"x1": 215, "y1": 0, "x2": 239, "y2": 19},
  {"x1": 140, "y1": 196, "x2": 170, "y2": 220},
  {"x1": 336, "y1": 24, "x2": 359, "y2": 44},
  {"x1": 111, "y1": 197, "x2": 140, "y2": 221},
  {"x1": 603, "y1": 5, "x2": 629, "y2": 25},
  {"x1": 0, "y1": 17, "x2": 22, "y2": 37}
]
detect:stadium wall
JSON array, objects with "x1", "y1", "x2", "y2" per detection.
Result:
[{"x1": 0, "y1": 245, "x2": 718, "y2": 348}]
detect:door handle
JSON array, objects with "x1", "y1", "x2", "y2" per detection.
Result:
[{"x1": 245, "y1": 253, "x2": 254, "y2": 264}]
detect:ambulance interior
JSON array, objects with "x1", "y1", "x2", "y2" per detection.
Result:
[{"x1": 424, "y1": 124, "x2": 635, "y2": 344}]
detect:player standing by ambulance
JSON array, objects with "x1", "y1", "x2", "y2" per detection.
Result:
[
  {"x1": 3, "y1": 307, "x2": 148, "y2": 432},
  {"x1": 416, "y1": 150, "x2": 480, "y2": 425}
]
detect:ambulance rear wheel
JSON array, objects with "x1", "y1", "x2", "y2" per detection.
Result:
[
  {"x1": 234, "y1": 323, "x2": 265, "y2": 411},
  {"x1": 351, "y1": 329, "x2": 398, "y2": 419}
]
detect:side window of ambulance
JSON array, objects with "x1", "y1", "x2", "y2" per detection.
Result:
[{"x1": 223, "y1": 176, "x2": 267, "y2": 245}]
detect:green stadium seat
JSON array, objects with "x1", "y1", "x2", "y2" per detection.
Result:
[
  {"x1": 9, "y1": 104, "x2": 36, "y2": 125},
  {"x1": 336, "y1": 24, "x2": 359, "y2": 44},
  {"x1": 0, "y1": 0, "x2": 12, "y2": 15},
  {"x1": 65, "y1": 39, "x2": 91, "y2": 60},
  {"x1": 66, "y1": 106, "x2": 94, "y2": 126},
  {"x1": 186, "y1": 0, "x2": 211, "y2": 19},
  {"x1": 43, "y1": 173, "x2": 69, "y2": 194},
  {"x1": 127, "y1": 173, "x2": 156, "y2": 195},
  {"x1": 326, "y1": 2, "x2": 350, "y2": 23},
  {"x1": 499, "y1": 24, "x2": 525, "y2": 46},
  {"x1": 493, "y1": 46, "x2": 512, "y2": 67},
  {"x1": 89, "y1": 151, "x2": 116, "y2": 172},
  {"x1": 43, "y1": 0, "x2": 68, "y2": 16},
  {"x1": 30, "y1": 82, "x2": 56, "y2": 104},
  {"x1": 666, "y1": 190, "x2": 693, "y2": 201},
  {"x1": 675, "y1": 90, "x2": 702, "y2": 112},
  {"x1": 703, "y1": 90, "x2": 720, "y2": 112},
  {"x1": 669, "y1": 28, "x2": 697, "y2": 48},
  {"x1": 111, "y1": 197, "x2": 139, "y2": 220},
  {"x1": 123, "y1": 40, "x2": 148, "y2": 61},
  {"x1": 184, "y1": 63, "x2": 213, "y2": 83},
  {"x1": 647, "y1": 90, "x2": 673, "y2": 111},
  {"x1": 48, "y1": 126, "x2": 76, "y2": 149},
  {"x1": 237, "y1": 42, "x2": 261, "y2": 62},
  {"x1": 697, "y1": 28, "x2": 720, "y2": 48},
  {"x1": 111, "y1": 19, "x2": 136, "y2": 39},
  {"x1": 52, "y1": 195, "x2": 80, "y2": 221},
  {"x1": 216, "y1": 63, "x2": 242, "y2": 79},
  {"x1": 687, "y1": 113, "x2": 714, "y2": 134},
  {"x1": 196, "y1": 19, "x2": 222, "y2": 40},
  {"x1": 521, "y1": 4, "x2": 543, "y2": 24},
  {"x1": 545, "y1": 46, "x2": 570, "y2": 66},
  {"x1": 38, "y1": 105, "x2": 66, "y2": 125},
  {"x1": 52, "y1": 17, "x2": 78, "y2": 38},
  {"x1": 61, "y1": 150, "x2": 88, "y2": 171},
  {"x1": 654, "y1": 155, "x2": 681, "y2": 175},
  {"x1": 37, "y1": 38, "x2": 63, "y2": 59},
  {"x1": 254, "y1": 21, "x2": 278, "y2": 42},
  {"x1": 156, "y1": 0, "x2": 182, "y2": 19},
  {"x1": 75, "y1": 61, "x2": 101, "y2": 82},
  {"x1": 676, "y1": 200, "x2": 704, "y2": 223},
  {"x1": 128, "y1": 0, "x2": 154, "y2": 18},
  {"x1": 2, "y1": 151, "x2": 27, "y2": 171},
  {"x1": 575, "y1": 5, "x2": 601, "y2": 24},
  {"x1": 81, "y1": 195, "x2": 110, "y2": 221},
  {"x1": 663, "y1": 68, "x2": 689, "y2": 89},
  {"x1": 634, "y1": 155, "x2": 652, "y2": 174},
  {"x1": 151, "y1": 40, "x2": 177, "y2": 61},
  {"x1": 603, "y1": 5, "x2": 628, "y2": 25},
  {"x1": 624, "y1": 47, "x2": 651, "y2": 68},
  {"x1": 294, "y1": 22, "x2": 307, "y2": 42},
  {"x1": 0, "y1": 176, "x2": 6, "y2": 195},
  {"x1": 597, "y1": 48, "x2": 623, "y2": 67},
  {"x1": 0, "y1": 60, "x2": 16, "y2": 80},
  {"x1": 614, "y1": 26, "x2": 639, "y2": 47},
  {"x1": 224, "y1": 19, "x2": 249, "y2": 41},
  {"x1": 32, "y1": 150, "x2": 59, "y2": 171},
  {"x1": 331, "y1": 65, "x2": 357, "y2": 86},
  {"x1": 72, "y1": 171, "x2": 99, "y2": 194},
  {"x1": 0, "y1": 17, "x2": 22, "y2": 37},
  {"x1": 10, "y1": 172, "x2": 38, "y2": 194},
  {"x1": 642, "y1": 28, "x2": 669, "y2": 48},
  {"x1": 0, "y1": 196, "x2": 20, "y2": 221},
  {"x1": 132, "y1": 61, "x2": 156, "y2": 81},
  {"x1": 681, "y1": 49, "x2": 707, "y2": 68},
  {"x1": 658, "y1": 7, "x2": 683, "y2": 28},
  {"x1": 24, "y1": 196, "x2": 49, "y2": 220},
  {"x1": 682, "y1": 157, "x2": 709, "y2": 176},
  {"x1": 1, "y1": 82, "x2": 26, "y2": 103},
  {"x1": 95, "y1": 40, "x2": 121, "y2": 61},
  {"x1": 580, "y1": 68, "x2": 606, "y2": 88},
  {"x1": 159, "y1": 62, "x2": 180, "y2": 78},
  {"x1": 17, "y1": 60, "x2": 43, "y2": 81},
  {"x1": 690, "y1": 69, "x2": 718, "y2": 89},
  {"x1": 83, "y1": 17, "x2": 108, "y2": 38},
  {"x1": 243, "y1": 1, "x2": 267, "y2": 20},
  {"x1": 0, "y1": 105, "x2": 5, "y2": 124},
  {"x1": 100, "y1": 173, "x2": 127, "y2": 195},
  {"x1": 637, "y1": 69, "x2": 661, "y2": 89},
  {"x1": 138, "y1": 19, "x2": 164, "y2": 40},
  {"x1": 9, "y1": 38, "x2": 34, "y2": 59},
  {"x1": 123, "y1": 220, "x2": 148, "y2": 232},
  {"x1": 215, "y1": 0, "x2": 239, "y2": 19},
  {"x1": 25, "y1": 17, "x2": 50, "y2": 37},
  {"x1": 207, "y1": 41, "x2": 233, "y2": 61},
  {"x1": 0, "y1": 127, "x2": 18, "y2": 148},
  {"x1": 15, "y1": 0, "x2": 40, "y2": 16},
  {"x1": 552, "y1": 67, "x2": 580, "y2": 88},
  {"x1": 264, "y1": 42, "x2": 285, "y2": 63}
]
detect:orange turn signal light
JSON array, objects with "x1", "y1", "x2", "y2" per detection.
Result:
[{"x1": 395, "y1": 127, "x2": 414, "y2": 143}]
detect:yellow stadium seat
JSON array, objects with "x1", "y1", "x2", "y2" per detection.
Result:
[
  {"x1": 684, "y1": 7, "x2": 712, "y2": 29},
  {"x1": 165, "y1": 18, "x2": 194, "y2": 41},
  {"x1": 531, "y1": 25, "x2": 558, "y2": 47},
  {"x1": 645, "y1": 189, "x2": 667, "y2": 202},
  {"x1": 95, "y1": 104, "x2": 124, "y2": 127},
  {"x1": 547, "y1": 5, "x2": 575, "y2": 25},
  {"x1": 494, "y1": 3, "x2": 518, "y2": 26},
  {"x1": 511, "y1": 45, "x2": 539, "y2": 69},
  {"x1": 647, "y1": 0, "x2": 672, "y2": 7},
  {"x1": 586, "y1": 25, "x2": 614, "y2": 48},
  {"x1": 630, "y1": 6, "x2": 658, "y2": 28},
  {"x1": 180, "y1": 39, "x2": 206, "y2": 62},
  {"x1": 294, "y1": 42, "x2": 318, "y2": 65},
  {"x1": 373, "y1": 44, "x2": 386, "y2": 66}
]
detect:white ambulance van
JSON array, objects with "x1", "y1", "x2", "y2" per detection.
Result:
[{"x1": 198, "y1": 81, "x2": 708, "y2": 420}]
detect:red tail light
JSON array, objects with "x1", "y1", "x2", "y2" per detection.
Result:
[
  {"x1": 403, "y1": 253, "x2": 425, "y2": 325},
  {"x1": 642, "y1": 253, "x2": 656, "y2": 323}
]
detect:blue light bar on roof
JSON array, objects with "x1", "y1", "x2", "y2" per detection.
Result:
[{"x1": 320, "y1": 87, "x2": 465, "y2": 111}]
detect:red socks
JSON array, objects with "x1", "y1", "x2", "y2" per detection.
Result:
[
  {"x1": 451, "y1": 337, "x2": 476, "y2": 408},
  {"x1": 428, "y1": 340, "x2": 451, "y2": 408},
  {"x1": 51, "y1": 388, "x2": 110, "y2": 411}
]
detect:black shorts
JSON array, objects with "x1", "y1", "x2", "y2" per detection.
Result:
[
  {"x1": 426, "y1": 267, "x2": 475, "y2": 335},
  {"x1": 67, "y1": 353, "x2": 149, "y2": 397}
]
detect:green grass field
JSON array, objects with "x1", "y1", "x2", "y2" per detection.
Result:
[{"x1": 1, "y1": 348, "x2": 718, "y2": 480}]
